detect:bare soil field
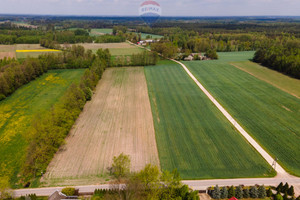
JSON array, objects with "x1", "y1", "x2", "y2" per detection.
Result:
[
  {"x1": 0, "y1": 52, "x2": 16, "y2": 59},
  {"x1": 0, "y1": 45, "x2": 16, "y2": 52},
  {"x1": 15, "y1": 44, "x2": 46, "y2": 50},
  {"x1": 42, "y1": 67, "x2": 159, "y2": 186}
]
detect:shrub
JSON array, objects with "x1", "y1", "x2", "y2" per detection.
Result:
[
  {"x1": 235, "y1": 185, "x2": 243, "y2": 199},
  {"x1": 277, "y1": 182, "x2": 284, "y2": 193},
  {"x1": 275, "y1": 194, "x2": 284, "y2": 200},
  {"x1": 212, "y1": 185, "x2": 221, "y2": 199},
  {"x1": 283, "y1": 183, "x2": 289, "y2": 193},
  {"x1": 243, "y1": 188, "x2": 250, "y2": 198},
  {"x1": 228, "y1": 186, "x2": 235, "y2": 198},
  {"x1": 283, "y1": 192, "x2": 289, "y2": 200},
  {"x1": 267, "y1": 188, "x2": 273, "y2": 197},
  {"x1": 61, "y1": 187, "x2": 76, "y2": 196},
  {"x1": 221, "y1": 187, "x2": 228, "y2": 199},
  {"x1": 250, "y1": 186, "x2": 258, "y2": 198},
  {"x1": 287, "y1": 186, "x2": 295, "y2": 196},
  {"x1": 258, "y1": 185, "x2": 266, "y2": 198}
]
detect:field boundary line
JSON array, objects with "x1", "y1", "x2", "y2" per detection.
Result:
[
  {"x1": 170, "y1": 59, "x2": 289, "y2": 177},
  {"x1": 230, "y1": 63, "x2": 300, "y2": 99}
]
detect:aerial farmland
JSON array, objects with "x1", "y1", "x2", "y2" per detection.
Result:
[{"x1": 0, "y1": 13, "x2": 300, "y2": 199}]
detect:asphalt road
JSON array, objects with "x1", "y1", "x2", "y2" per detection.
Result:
[{"x1": 12, "y1": 178, "x2": 300, "y2": 197}]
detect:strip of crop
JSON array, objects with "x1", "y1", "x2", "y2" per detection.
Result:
[
  {"x1": 145, "y1": 60, "x2": 273, "y2": 180},
  {"x1": 184, "y1": 54, "x2": 300, "y2": 176}
]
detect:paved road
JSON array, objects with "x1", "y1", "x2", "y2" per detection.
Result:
[{"x1": 13, "y1": 178, "x2": 300, "y2": 197}]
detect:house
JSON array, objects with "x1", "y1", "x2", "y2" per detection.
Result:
[
  {"x1": 184, "y1": 55, "x2": 194, "y2": 61},
  {"x1": 48, "y1": 191, "x2": 78, "y2": 200}
]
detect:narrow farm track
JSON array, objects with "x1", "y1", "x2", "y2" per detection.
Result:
[{"x1": 171, "y1": 59, "x2": 291, "y2": 178}]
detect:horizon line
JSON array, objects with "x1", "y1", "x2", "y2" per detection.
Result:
[{"x1": 1, "y1": 13, "x2": 300, "y2": 18}]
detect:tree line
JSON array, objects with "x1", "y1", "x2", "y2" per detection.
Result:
[
  {"x1": 0, "y1": 45, "x2": 99, "y2": 101},
  {"x1": 253, "y1": 39, "x2": 300, "y2": 79},
  {"x1": 21, "y1": 47, "x2": 111, "y2": 185},
  {"x1": 209, "y1": 182, "x2": 299, "y2": 200}
]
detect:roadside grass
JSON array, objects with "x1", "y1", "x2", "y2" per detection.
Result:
[
  {"x1": 230, "y1": 60, "x2": 300, "y2": 98},
  {"x1": 0, "y1": 69, "x2": 85, "y2": 187},
  {"x1": 184, "y1": 52, "x2": 300, "y2": 176},
  {"x1": 144, "y1": 60, "x2": 273, "y2": 180}
]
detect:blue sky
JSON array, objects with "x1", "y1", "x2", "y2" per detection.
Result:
[{"x1": 0, "y1": 0, "x2": 299, "y2": 16}]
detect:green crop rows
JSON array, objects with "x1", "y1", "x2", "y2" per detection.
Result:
[
  {"x1": 184, "y1": 52, "x2": 300, "y2": 176},
  {"x1": 144, "y1": 60, "x2": 273, "y2": 179}
]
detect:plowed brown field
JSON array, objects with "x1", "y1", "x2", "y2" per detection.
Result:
[{"x1": 43, "y1": 67, "x2": 159, "y2": 186}]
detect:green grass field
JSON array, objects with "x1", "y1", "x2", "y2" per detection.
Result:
[
  {"x1": 108, "y1": 47, "x2": 145, "y2": 56},
  {"x1": 184, "y1": 52, "x2": 300, "y2": 176},
  {"x1": 0, "y1": 69, "x2": 85, "y2": 186},
  {"x1": 231, "y1": 60, "x2": 300, "y2": 98},
  {"x1": 144, "y1": 60, "x2": 273, "y2": 179},
  {"x1": 16, "y1": 51, "x2": 61, "y2": 59},
  {"x1": 90, "y1": 28, "x2": 113, "y2": 36},
  {"x1": 139, "y1": 32, "x2": 163, "y2": 39}
]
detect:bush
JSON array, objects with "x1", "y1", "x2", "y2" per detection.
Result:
[
  {"x1": 61, "y1": 187, "x2": 76, "y2": 196},
  {"x1": 243, "y1": 188, "x2": 250, "y2": 198},
  {"x1": 228, "y1": 186, "x2": 235, "y2": 198},
  {"x1": 275, "y1": 194, "x2": 284, "y2": 200},
  {"x1": 277, "y1": 182, "x2": 284, "y2": 193},
  {"x1": 235, "y1": 185, "x2": 243, "y2": 199},
  {"x1": 283, "y1": 183, "x2": 289, "y2": 194},
  {"x1": 250, "y1": 186, "x2": 258, "y2": 198},
  {"x1": 287, "y1": 186, "x2": 295, "y2": 196},
  {"x1": 212, "y1": 185, "x2": 221, "y2": 199},
  {"x1": 267, "y1": 188, "x2": 273, "y2": 197},
  {"x1": 205, "y1": 49, "x2": 218, "y2": 60},
  {"x1": 221, "y1": 187, "x2": 228, "y2": 199},
  {"x1": 258, "y1": 185, "x2": 266, "y2": 198}
]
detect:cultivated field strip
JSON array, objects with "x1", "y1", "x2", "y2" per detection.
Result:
[
  {"x1": 44, "y1": 67, "x2": 159, "y2": 184},
  {"x1": 231, "y1": 61, "x2": 300, "y2": 99},
  {"x1": 144, "y1": 60, "x2": 272, "y2": 179},
  {"x1": 184, "y1": 56, "x2": 300, "y2": 176},
  {"x1": 173, "y1": 59, "x2": 287, "y2": 176}
]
